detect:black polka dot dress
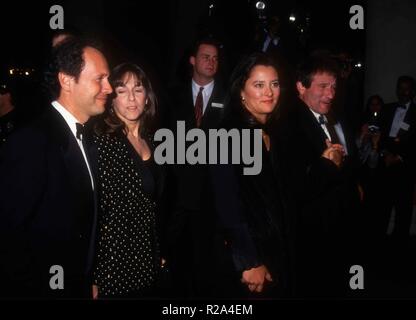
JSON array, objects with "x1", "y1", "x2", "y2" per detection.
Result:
[{"x1": 93, "y1": 132, "x2": 161, "y2": 297}]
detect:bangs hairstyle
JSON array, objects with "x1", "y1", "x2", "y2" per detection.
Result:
[{"x1": 95, "y1": 63, "x2": 158, "y2": 137}]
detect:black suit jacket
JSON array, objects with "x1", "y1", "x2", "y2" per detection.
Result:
[
  {"x1": 168, "y1": 81, "x2": 226, "y2": 131},
  {"x1": 165, "y1": 80, "x2": 226, "y2": 297},
  {"x1": 282, "y1": 99, "x2": 362, "y2": 296},
  {"x1": 0, "y1": 107, "x2": 97, "y2": 298},
  {"x1": 380, "y1": 101, "x2": 416, "y2": 174},
  {"x1": 287, "y1": 99, "x2": 361, "y2": 233},
  {"x1": 210, "y1": 108, "x2": 291, "y2": 297}
]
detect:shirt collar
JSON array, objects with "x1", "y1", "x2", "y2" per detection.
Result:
[
  {"x1": 309, "y1": 108, "x2": 326, "y2": 124},
  {"x1": 51, "y1": 100, "x2": 81, "y2": 140},
  {"x1": 192, "y1": 79, "x2": 215, "y2": 95}
]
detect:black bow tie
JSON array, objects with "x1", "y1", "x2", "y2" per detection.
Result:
[
  {"x1": 318, "y1": 115, "x2": 327, "y2": 125},
  {"x1": 76, "y1": 123, "x2": 85, "y2": 140}
]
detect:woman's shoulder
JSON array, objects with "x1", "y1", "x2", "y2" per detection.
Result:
[{"x1": 93, "y1": 131, "x2": 127, "y2": 151}]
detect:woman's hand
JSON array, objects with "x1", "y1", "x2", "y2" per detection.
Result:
[
  {"x1": 92, "y1": 284, "x2": 99, "y2": 300},
  {"x1": 241, "y1": 265, "x2": 273, "y2": 293}
]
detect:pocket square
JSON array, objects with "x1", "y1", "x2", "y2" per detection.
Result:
[{"x1": 211, "y1": 102, "x2": 224, "y2": 108}]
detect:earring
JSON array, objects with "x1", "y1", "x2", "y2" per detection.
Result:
[{"x1": 241, "y1": 96, "x2": 245, "y2": 102}]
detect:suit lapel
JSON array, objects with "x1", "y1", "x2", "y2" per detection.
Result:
[{"x1": 299, "y1": 104, "x2": 328, "y2": 154}]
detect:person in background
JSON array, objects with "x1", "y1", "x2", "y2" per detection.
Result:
[
  {"x1": 0, "y1": 78, "x2": 19, "y2": 147},
  {"x1": 166, "y1": 37, "x2": 226, "y2": 297},
  {"x1": 378, "y1": 76, "x2": 416, "y2": 242}
]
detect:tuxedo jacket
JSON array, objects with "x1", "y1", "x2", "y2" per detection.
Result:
[
  {"x1": 0, "y1": 107, "x2": 97, "y2": 298},
  {"x1": 379, "y1": 101, "x2": 416, "y2": 174},
  {"x1": 282, "y1": 99, "x2": 363, "y2": 296},
  {"x1": 285, "y1": 99, "x2": 361, "y2": 238}
]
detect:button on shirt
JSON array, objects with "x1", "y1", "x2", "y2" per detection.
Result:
[
  {"x1": 192, "y1": 79, "x2": 214, "y2": 114},
  {"x1": 52, "y1": 101, "x2": 95, "y2": 190},
  {"x1": 389, "y1": 102, "x2": 410, "y2": 138},
  {"x1": 309, "y1": 109, "x2": 349, "y2": 155}
]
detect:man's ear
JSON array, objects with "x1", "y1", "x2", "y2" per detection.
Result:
[
  {"x1": 58, "y1": 72, "x2": 73, "y2": 93},
  {"x1": 189, "y1": 56, "x2": 195, "y2": 67},
  {"x1": 296, "y1": 81, "x2": 306, "y2": 96}
]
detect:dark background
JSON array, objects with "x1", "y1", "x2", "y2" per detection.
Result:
[{"x1": 1, "y1": 0, "x2": 366, "y2": 118}]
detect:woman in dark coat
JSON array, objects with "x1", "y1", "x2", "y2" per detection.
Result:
[
  {"x1": 92, "y1": 63, "x2": 165, "y2": 298},
  {"x1": 210, "y1": 53, "x2": 291, "y2": 298}
]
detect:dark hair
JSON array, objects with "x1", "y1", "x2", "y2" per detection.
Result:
[
  {"x1": 44, "y1": 37, "x2": 102, "y2": 101},
  {"x1": 365, "y1": 94, "x2": 384, "y2": 112},
  {"x1": 95, "y1": 63, "x2": 157, "y2": 138},
  {"x1": 190, "y1": 37, "x2": 221, "y2": 58},
  {"x1": 227, "y1": 52, "x2": 280, "y2": 126},
  {"x1": 296, "y1": 55, "x2": 339, "y2": 88},
  {"x1": 397, "y1": 75, "x2": 416, "y2": 90}
]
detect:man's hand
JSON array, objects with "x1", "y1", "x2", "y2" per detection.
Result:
[
  {"x1": 322, "y1": 139, "x2": 345, "y2": 167},
  {"x1": 241, "y1": 265, "x2": 273, "y2": 293},
  {"x1": 92, "y1": 284, "x2": 98, "y2": 300}
]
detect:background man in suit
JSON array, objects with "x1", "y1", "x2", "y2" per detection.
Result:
[
  {"x1": 168, "y1": 37, "x2": 225, "y2": 130},
  {"x1": 287, "y1": 55, "x2": 362, "y2": 297},
  {"x1": 379, "y1": 75, "x2": 416, "y2": 241},
  {"x1": 166, "y1": 38, "x2": 226, "y2": 297},
  {"x1": 0, "y1": 37, "x2": 112, "y2": 298},
  {"x1": 0, "y1": 78, "x2": 19, "y2": 147}
]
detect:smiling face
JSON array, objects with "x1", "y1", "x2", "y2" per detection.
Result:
[
  {"x1": 240, "y1": 65, "x2": 280, "y2": 124},
  {"x1": 71, "y1": 47, "x2": 112, "y2": 120},
  {"x1": 297, "y1": 72, "x2": 336, "y2": 115},
  {"x1": 112, "y1": 72, "x2": 147, "y2": 124}
]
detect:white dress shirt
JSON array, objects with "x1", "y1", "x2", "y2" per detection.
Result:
[
  {"x1": 389, "y1": 102, "x2": 410, "y2": 138},
  {"x1": 192, "y1": 79, "x2": 214, "y2": 114},
  {"x1": 52, "y1": 101, "x2": 95, "y2": 190},
  {"x1": 309, "y1": 109, "x2": 349, "y2": 155}
]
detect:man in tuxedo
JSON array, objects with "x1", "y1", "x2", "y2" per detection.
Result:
[
  {"x1": 0, "y1": 38, "x2": 112, "y2": 298},
  {"x1": 287, "y1": 55, "x2": 362, "y2": 297},
  {"x1": 379, "y1": 76, "x2": 416, "y2": 241},
  {"x1": 0, "y1": 78, "x2": 18, "y2": 147},
  {"x1": 166, "y1": 38, "x2": 226, "y2": 297}
]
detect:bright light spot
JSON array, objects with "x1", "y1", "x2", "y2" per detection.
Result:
[
  {"x1": 9, "y1": 69, "x2": 14, "y2": 75},
  {"x1": 255, "y1": 1, "x2": 266, "y2": 10},
  {"x1": 209, "y1": 4, "x2": 214, "y2": 9},
  {"x1": 289, "y1": 15, "x2": 296, "y2": 22},
  {"x1": 25, "y1": 71, "x2": 30, "y2": 76},
  {"x1": 355, "y1": 62, "x2": 362, "y2": 68}
]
